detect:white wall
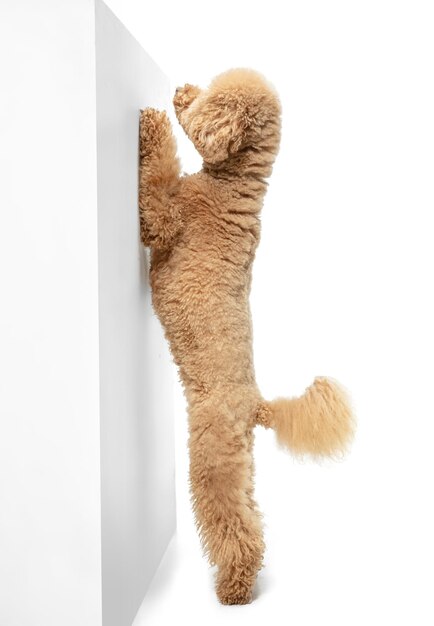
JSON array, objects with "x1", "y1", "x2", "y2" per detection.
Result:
[
  {"x1": 0, "y1": 2, "x2": 101, "y2": 624},
  {"x1": 95, "y1": 3, "x2": 175, "y2": 625},
  {"x1": 0, "y1": 1, "x2": 175, "y2": 625}
]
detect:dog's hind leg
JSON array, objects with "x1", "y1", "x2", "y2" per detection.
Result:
[{"x1": 188, "y1": 396, "x2": 264, "y2": 605}]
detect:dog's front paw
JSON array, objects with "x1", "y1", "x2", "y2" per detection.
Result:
[{"x1": 139, "y1": 108, "x2": 170, "y2": 159}]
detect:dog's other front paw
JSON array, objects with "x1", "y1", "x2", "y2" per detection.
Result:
[
  {"x1": 173, "y1": 84, "x2": 201, "y2": 118},
  {"x1": 139, "y1": 108, "x2": 170, "y2": 159}
]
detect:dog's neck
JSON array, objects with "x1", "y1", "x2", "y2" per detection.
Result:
[{"x1": 202, "y1": 144, "x2": 277, "y2": 184}]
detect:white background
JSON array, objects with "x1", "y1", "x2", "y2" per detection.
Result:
[{"x1": 110, "y1": 1, "x2": 434, "y2": 624}]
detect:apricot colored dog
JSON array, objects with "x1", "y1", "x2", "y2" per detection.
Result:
[{"x1": 139, "y1": 69, "x2": 354, "y2": 605}]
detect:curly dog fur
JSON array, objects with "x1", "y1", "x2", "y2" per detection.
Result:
[{"x1": 139, "y1": 68, "x2": 355, "y2": 605}]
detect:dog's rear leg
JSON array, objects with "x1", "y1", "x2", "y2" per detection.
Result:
[{"x1": 188, "y1": 404, "x2": 264, "y2": 605}]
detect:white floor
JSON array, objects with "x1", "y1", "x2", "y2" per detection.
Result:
[{"x1": 132, "y1": 531, "x2": 275, "y2": 626}]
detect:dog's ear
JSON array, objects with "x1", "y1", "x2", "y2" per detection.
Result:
[{"x1": 187, "y1": 94, "x2": 246, "y2": 164}]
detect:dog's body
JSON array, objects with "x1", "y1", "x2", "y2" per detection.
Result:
[{"x1": 139, "y1": 69, "x2": 354, "y2": 604}]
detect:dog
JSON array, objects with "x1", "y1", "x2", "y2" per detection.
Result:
[{"x1": 139, "y1": 68, "x2": 354, "y2": 605}]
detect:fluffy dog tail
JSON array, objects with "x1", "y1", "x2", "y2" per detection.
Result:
[{"x1": 256, "y1": 377, "x2": 355, "y2": 458}]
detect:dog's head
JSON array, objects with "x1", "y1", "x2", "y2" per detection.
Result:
[{"x1": 173, "y1": 69, "x2": 281, "y2": 165}]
